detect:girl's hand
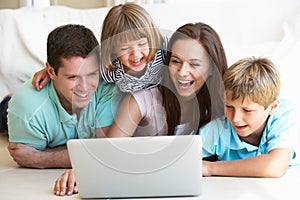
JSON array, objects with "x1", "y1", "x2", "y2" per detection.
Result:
[{"x1": 32, "y1": 67, "x2": 50, "y2": 91}]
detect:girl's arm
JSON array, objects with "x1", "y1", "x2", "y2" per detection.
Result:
[
  {"x1": 107, "y1": 93, "x2": 142, "y2": 137},
  {"x1": 32, "y1": 67, "x2": 50, "y2": 90},
  {"x1": 202, "y1": 148, "x2": 294, "y2": 178}
]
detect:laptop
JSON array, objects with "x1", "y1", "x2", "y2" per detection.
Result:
[{"x1": 67, "y1": 135, "x2": 202, "y2": 199}]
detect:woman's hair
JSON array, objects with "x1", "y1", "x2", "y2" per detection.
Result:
[
  {"x1": 223, "y1": 57, "x2": 281, "y2": 109},
  {"x1": 160, "y1": 22, "x2": 228, "y2": 135},
  {"x1": 100, "y1": 2, "x2": 163, "y2": 71}
]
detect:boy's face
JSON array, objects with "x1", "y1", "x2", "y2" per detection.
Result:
[
  {"x1": 225, "y1": 91, "x2": 278, "y2": 141},
  {"x1": 48, "y1": 55, "x2": 99, "y2": 114},
  {"x1": 114, "y1": 38, "x2": 150, "y2": 76}
]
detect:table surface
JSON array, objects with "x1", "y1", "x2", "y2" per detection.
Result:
[{"x1": 1, "y1": 134, "x2": 299, "y2": 200}]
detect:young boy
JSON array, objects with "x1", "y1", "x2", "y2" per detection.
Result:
[{"x1": 200, "y1": 57, "x2": 299, "y2": 178}]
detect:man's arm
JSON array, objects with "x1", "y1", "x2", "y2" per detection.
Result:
[
  {"x1": 7, "y1": 142, "x2": 71, "y2": 169},
  {"x1": 202, "y1": 148, "x2": 294, "y2": 178}
]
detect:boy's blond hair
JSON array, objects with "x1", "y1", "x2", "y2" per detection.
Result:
[
  {"x1": 223, "y1": 57, "x2": 281, "y2": 109},
  {"x1": 100, "y1": 2, "x2": 163, "y2": 71}
]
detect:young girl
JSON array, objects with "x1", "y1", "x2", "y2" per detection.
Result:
[
  {"x1": 32, "y1": 2, "x2": 166, "y2": 93},
  {"x1": 100, "y1": 2, "x2": 166, "y2": 92}
]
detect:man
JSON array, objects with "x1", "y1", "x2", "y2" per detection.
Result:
[{"x1": 7, "y1": 24, "x2": 115, "y2": 169}]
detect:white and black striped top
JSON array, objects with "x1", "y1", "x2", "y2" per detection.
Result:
[{"x1": 100, "y1": 37, "x2": 168, "y2": 93}]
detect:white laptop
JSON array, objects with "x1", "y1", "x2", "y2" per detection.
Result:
[{"x1": 67, "y1": 135, "x2": 202, "y2": 199}]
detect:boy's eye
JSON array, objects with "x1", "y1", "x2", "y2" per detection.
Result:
[
  {"x1": 225, "y1": 105, "x2": 233, "y2": 109},
  {"x1": 243, "y1": 109, "x2": 252, "y2": 112}
]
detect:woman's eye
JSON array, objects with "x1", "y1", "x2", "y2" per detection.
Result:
[{"x1": 171, "y1": 59, "x2": 181, "y2": 64}]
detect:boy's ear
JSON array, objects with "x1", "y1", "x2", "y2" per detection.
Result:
[
  {"x1": 269, "y1": 99, "x2": 280, "y2": 115},
  {"x1": 46, "y1": 62, "x2": 55, "y2": 80}
]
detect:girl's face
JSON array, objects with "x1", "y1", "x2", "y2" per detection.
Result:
[
  {"x1": 168, "y1": 39, "x2": 212, "y2": 100},
  {"x1": 114, "y1": 38, "x2": 150, "y2": 76}
]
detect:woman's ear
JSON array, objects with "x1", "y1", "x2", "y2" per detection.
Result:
[
  {"x1": 269, "y1": 99, "x2": 280, "y2": 115},
  {"x1": 46, "y1": 62, "x2": 55, "y2": 80}
]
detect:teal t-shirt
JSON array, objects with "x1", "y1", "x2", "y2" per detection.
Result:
[
  {"x1": 8, "y1": 79, "x2": 116, "y2": 151},
  {"x1": 199, "y1": 98, "x2": 299, "y2": 166}
]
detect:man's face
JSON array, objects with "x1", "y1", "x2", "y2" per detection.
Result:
[{"x1": 49, "y1": 55, "x2": 99, "y2": 114}]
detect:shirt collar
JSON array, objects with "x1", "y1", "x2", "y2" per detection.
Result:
[{"x1": 47, "y1": 81, "x2": 73, "y2": 123}]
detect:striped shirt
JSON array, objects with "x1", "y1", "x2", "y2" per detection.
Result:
[{"x1": 100, "y1": 37, "x2": 168, "y2": 93}]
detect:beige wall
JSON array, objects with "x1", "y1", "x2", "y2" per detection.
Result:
[
  {"x1": 0, "y1": 0, "x2": 19, "y2": 9},
  {"x1": 53, "y1": 0, "x2": 106, "y2": 9},
  {"x1": 0, "y1": 0, "x2": 107, "y2": 9},
  {"x1": 0, "y1": 0, "x2": 169, "y2": 9}
]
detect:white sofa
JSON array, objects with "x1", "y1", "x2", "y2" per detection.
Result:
[{"x1": 0, "y1": 0, "x2": 300, "y2": 103}]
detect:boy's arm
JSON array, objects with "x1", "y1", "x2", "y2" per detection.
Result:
[
  {"x1": 203, "y1": 148, "x2": 294, "y2": 178},
  {"x1": 7, "y1": 143, "x2": 71, "y2": 169}
]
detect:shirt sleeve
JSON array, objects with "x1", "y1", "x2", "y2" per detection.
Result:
[
  {"x1": 265, "y1": 99, "x2": 300, "y2": 164},
  {"x1": 95, "y1": 80, "x2": 119, "y2": 128},
  {"x1": 8, "y1": 109, "x2": 48, "y2": 151}
]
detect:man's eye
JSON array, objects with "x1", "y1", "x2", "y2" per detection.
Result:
[
  {"x1": 68, "y1": 76, "x2": 77, "y2": 79},
  {"x1": 89, "y1": 72, "x2": 98, "y2": 77}
]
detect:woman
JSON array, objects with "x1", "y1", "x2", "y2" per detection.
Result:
[
  {"x1": 107, "y1": 22, "x2": 227, "y2": 138},
  {"x1": 54, "y1": 22, "x2": 228, "y2": 196}
]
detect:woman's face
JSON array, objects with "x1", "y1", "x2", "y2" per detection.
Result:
[{"x1": 168, "y1": 39, "x2": 212, "y2": 100}]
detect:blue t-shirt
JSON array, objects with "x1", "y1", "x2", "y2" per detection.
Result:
[
  {"x1": 199, "y1": 98, "x2": 299, "y2": 166},
  {"x1": 8, "y1": 79, "x2": 116, "y2": 151}
]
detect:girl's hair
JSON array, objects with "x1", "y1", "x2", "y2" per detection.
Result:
[
  {"x1": 160, "y1": 22, "x2": 228, "y2": 135},
  {"x1": 223, "y1": 57, "x2": 281, "y2": 109},
  {"x1": 101, "y1": 2, "x2": 163, "y2": 71}
]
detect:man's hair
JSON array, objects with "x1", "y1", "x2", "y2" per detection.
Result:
[
  {"x1": 223, "y1": 57, "x2": 281, "y2": 109},
  {"x1": 47, "y1": 24, "x2": 99, "y2": 74},
  {"x1": 100, "y1": 2, "x2": 163, "y2": 71}
]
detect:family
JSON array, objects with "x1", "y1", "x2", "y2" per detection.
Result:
[{"x1": 0, "y1": 2, "x2": 298, "y2": 196}]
